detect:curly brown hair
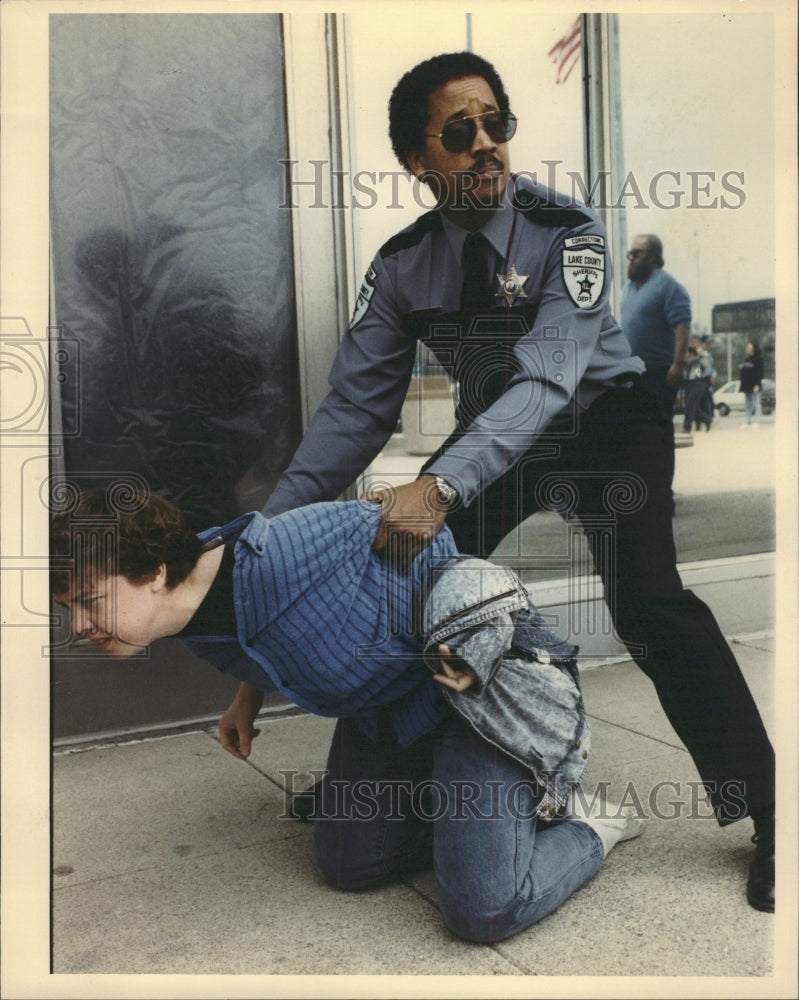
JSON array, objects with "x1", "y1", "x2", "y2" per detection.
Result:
[{"x1": 50, "y1": 486, "x2": 202, "y2": 596}]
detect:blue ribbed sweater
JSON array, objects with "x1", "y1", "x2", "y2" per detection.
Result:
[{"x1": 184, "y1": 500, "x2": 458, "y2": 744}]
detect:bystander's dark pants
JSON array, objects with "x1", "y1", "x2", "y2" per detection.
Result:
[
  {"x1": 640, "y1": 365, "x2": 679, "y2": 424},
  {"x1": 683, "y1": 377, "x2": 711, "y2": 431},
  {"x1": 440, "y1": 380, "x2": 774, "y2": 824}
]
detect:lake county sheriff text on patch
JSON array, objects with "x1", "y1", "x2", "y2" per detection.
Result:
[
  {"x1": 565, "y1": 252, "x2": 603, "y2": 266},
  {"x1": 562, "y1": 234, "x2": 605, "y2": 308}
]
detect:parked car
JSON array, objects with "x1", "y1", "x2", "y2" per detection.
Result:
[{"x1": 713, "y1": 378, "x2": 775, "y2": 416}]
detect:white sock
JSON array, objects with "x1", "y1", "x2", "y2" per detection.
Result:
[{"x1": 565, "y1": 787, "x2": 645, "y2": 858}]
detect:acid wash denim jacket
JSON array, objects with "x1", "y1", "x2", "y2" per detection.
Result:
[{"x1": 422, "y1": 556, "x2": 591, "y2": 817}]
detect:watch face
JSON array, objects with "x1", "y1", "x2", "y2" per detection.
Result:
[{"x1": 435, "y1": 477, "x2": 457, "y2": 504}]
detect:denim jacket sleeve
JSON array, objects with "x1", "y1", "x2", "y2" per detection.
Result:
[
  {"x1": 421, "y1": 557, "x2": 528, "y2": 689},
  {"x1": 427, "y1": 614, "x2": 517, "y2": 692},
  {"x1": 421, "y1": 555, "x2": 589, "y2": 814}
]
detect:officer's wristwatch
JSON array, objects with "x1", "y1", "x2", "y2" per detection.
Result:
[{"x1": 433, "y1": 476, "x2": 458, "y2": 506}]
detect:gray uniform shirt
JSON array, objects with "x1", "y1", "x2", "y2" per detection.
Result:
[{"x1": 265, "y1": 175, "x2": 643, "y2": 515}]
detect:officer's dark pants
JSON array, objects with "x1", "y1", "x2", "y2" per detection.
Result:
[{"x1": 439, "y1": 381, "x2": 774, "y2": 824}]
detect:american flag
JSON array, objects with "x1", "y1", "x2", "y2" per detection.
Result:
[{"x1": 548, "y1": 15, "x2": 582, "y2": 85}]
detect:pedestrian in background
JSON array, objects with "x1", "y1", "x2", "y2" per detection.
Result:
[
  {"x1": 696, "y1": 334, "x2": 717, "y2": 430},
  {"x1": 683, "y1": 336, "x2": 715, "y2": 432},
  {"x1": 620, "y1": 234, "x2": 691, "y2": 426},
  {"x1": 739, "y1": 340, "x2": 764, "y2": 427},
  {"x1": 683, "y1": 346, "x2": 707, "y2": 432}
]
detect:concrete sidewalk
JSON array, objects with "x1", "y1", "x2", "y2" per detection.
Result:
[{"x1": 50, "y1": 630, "x2": 787, "y2": 990}]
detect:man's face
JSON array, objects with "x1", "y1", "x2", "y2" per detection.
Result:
[
  {"x1": 406, "y1": 75, "x2": 511, "y2": 223},
  {"x1": 627, "y1": 236, "x2": 654, "y2": 283},
  {"x1": 55, "y1": 569, "x2": 165, "y2": 657}
]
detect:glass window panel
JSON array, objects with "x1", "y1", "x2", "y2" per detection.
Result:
[
  {"x1": 50, "y1": 14, "x2": 302, "y2": 529},
  {"x1": 617, "y1": 13, "x2": 774, "y2": 352}
]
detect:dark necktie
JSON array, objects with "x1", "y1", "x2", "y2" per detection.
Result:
[{"x1": 460, "y1": 232, "x2": 494, "y2": 313}]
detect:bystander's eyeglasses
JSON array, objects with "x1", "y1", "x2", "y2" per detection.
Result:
[
  {"x1": 425, "y1": 110, "x2": 518, "y2": 154},
  {"x1": 627, "y1": 249, "x2": 648, "y2": 260}
]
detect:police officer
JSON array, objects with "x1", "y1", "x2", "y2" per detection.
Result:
[{"x1": 235, "y1": 51, "x2": 774, "y2": 913}]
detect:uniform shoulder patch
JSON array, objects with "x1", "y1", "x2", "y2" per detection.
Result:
[
  {"x1": 350, "y1": 264, "x2": 378, "y2": 328},
  {"x1": 561, "y1": 235, "x2": 606, "y2": 309}
]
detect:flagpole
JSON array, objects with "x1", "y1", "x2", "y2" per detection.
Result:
[{"x1": 582, "y1": 13, "x2": 626, "y2": 314}]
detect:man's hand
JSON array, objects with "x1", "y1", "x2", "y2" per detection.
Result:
[
  {"x1": 668, "y1": 324, "x2": 690, "y2": 387},
  {"x1": 432, "y1": 643, "x2": 478, "y2": 693},
  {"x1": 360, "y1": 475, "x2": 448, "y2": 565},
  {"x1": 665, "y1": 361, "x2": 684, "y2": 388},
  {"x1": 218, "y1": 682, "x2": 264, "y2": 760}
]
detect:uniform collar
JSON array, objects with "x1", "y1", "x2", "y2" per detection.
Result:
[{"x1": 439, "y1": 186, "x2": 515, "y2": 265}]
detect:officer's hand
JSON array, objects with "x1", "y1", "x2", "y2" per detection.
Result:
[
  {"x1": 360, "y1": 476, "x2": 448, "y2": 565},
  {"x1": 432, "y1": 644, "x2": 478, "y2": 692}
]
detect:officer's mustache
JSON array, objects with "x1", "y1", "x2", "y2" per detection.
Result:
[{"x1": 469, "y1": 155, "x2": 504, "y2": 173}]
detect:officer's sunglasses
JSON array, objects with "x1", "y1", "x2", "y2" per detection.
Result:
[{"x1": 424, "y1": 110, "x2": 518, "y2": 154}]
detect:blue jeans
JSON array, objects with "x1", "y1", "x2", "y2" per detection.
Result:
[
  {"x1": 313, "y1": 712, "x2": 603, "y2": 943},
  {"x1": 744, "y1": 390, "x2": 761, "y2": 423}
]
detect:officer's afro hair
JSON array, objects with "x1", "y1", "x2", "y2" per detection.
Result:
[{"x1": 388, "y1": 52, "x2": 511, "y2": 171}]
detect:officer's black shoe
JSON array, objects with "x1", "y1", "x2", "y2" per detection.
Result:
[{"x1": 746, "y1": 813, "x2": 775, "y2": 913}]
